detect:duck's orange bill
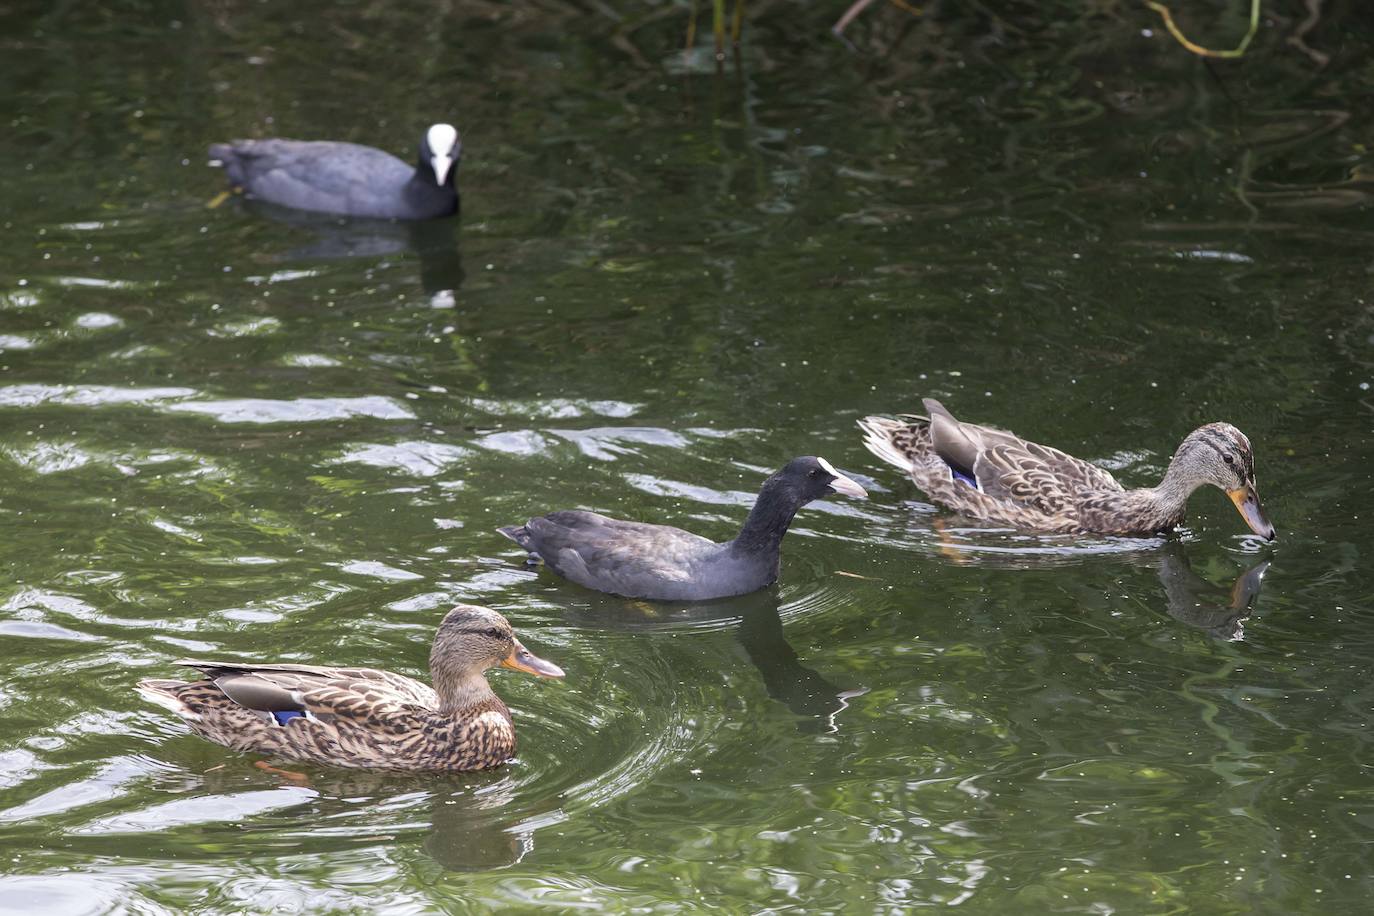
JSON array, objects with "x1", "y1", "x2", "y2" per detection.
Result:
[
  {"x1": 1227, "y1": 484, "x2": 1276, "y2": 541},
  {"x1": 501, "y1": 638, "x2": 565, "y2": 678}
]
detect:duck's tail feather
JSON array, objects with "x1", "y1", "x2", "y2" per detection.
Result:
[
  {"x1": 858, "y1": 416, "x2": 917, "y2": 473},
  {"x1": 923, "y1": 401, "x2": 982, "y2": 483},
  {"x1": 921, "y1": 397, "x2": 956, "y2": 422},
  {"x1": 136, "y1": 680, "x2": 202, "y2": 721}
]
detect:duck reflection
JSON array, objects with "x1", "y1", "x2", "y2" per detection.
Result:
[
  {"x1": 1156, "y1": 542, "x2": 1270, "y2": 641},
  {"x1": 195, "y1": 763, "x2": 533, "y2": 870},
  {"x1": 423, "y1": 777, "x2": 532, "y2": 871},
  {"x1": 902, "y1": 519, "x2": 1269, "y2": 638},
  {"x1": 234, "y1": 199, "x2": 466, "y2": 298},
  {"x1": 563, "y1": 590, "x2": 864, "y2": 732},
  {"x1": 287, "y1": 771, "x2": 535, "y2": 872}
]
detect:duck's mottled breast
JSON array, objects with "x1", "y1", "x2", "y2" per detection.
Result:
[{"x1": 429, "y1": 697, "x2": 517, "y2": 770}]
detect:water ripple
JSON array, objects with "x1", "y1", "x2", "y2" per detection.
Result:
[
  {"x1": 331, "y1": 441, "x2": 470, "y2": 477},
  {"x1": 167, "y1": 397, "x2": 413, "y2": 424},
  {"x1": 0, "y1": 385, "x2": 197, "y2": 408}
]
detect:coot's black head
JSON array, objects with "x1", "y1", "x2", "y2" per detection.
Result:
[
  {"x1": 772, "y1": 456, "x2": 868, "y2": 505},
  {"x1": 418, "y1": 122, "x2": 462, "y2": 188}
]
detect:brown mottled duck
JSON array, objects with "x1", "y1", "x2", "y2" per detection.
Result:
[
  {"x1": 858, "y1": 398, "x2": 1275, "y2": 540},
  {"x1": 136, "y1": 605, "x2": 564, "y2": 772}
]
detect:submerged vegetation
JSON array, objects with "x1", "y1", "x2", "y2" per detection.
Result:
[{"x1": 679, "y1": 0, "x2": 1295, "y2": 65}]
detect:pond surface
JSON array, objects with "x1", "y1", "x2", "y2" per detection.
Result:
[{"x1": 2, "y1": 2, "x2": 1372, "y2": 912}]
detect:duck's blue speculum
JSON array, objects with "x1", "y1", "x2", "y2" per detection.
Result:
[
  {"x1": 272, "y1": 710, "x2": 304, "y2": 726},
  {"x1": 950, "y1": 466, "x2": 978, "y2": 489}
]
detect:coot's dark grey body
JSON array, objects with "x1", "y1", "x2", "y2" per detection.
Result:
[
  {"x1": 498, "y1": 457, "x2": 866, "y2": 601},
  {"x1": 208, "y1": 123, "x2": 461, "y2": 220}
]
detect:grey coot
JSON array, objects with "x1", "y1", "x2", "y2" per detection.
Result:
[
  {"x1": 208, "y1": 123, "x2": 461, "y2": 220},
  {"x1": 498, "y1": 457, "x2": 867, "y2": 601}
]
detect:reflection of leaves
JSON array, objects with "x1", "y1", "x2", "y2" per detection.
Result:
[
  {"x1": 1145, "y1": 0, "x2": 1260, "y2": 60},
  {"x1": 308, "y1": 475, "x2": 368, "y2": 495},
  {"x1": 236, "y1": 512, "x2": 297, "y2": 539},
  {"x1": 597, "y1": 258, "x2": 651, "y2": 273}
]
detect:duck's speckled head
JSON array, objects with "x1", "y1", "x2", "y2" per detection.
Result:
[
  {"x1": 1173, "y1": 423, "x2": 1275, "y2": 541},
  {"x1": 432, "y1": 605, "x2": 564, "y2": 682}
]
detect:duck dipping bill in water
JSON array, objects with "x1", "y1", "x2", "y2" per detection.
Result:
[
  {"x1": 136, "y1": 605, "x2": 563, "y2": 772},
  {"x1": 208, "y1": 122, "x2": 461, "y2": 220},
  {"x1": 498, "y1": 456, "x2": 868, "y2": 601},
  {"x1": 859, "y1": 398, "x2": 1275, "y2": 540}
]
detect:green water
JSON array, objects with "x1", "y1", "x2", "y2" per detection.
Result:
[{"x1": 2, "y1": 2, "x2": 1372, "y2": 912}]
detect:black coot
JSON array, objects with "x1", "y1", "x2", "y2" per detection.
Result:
[
  {"x1": 498, "y1": 457, "x2": 867, "y2": 601},
  {"x1": 208, "y1": 122, "x2": 461, "y2": 220}
]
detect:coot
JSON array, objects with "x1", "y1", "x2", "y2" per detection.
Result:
[
  {"x1": 498, "y1": 456, "x2": 867, "y2": 601},
  {"x1": 208, "y1": 122, "x2": 461, "y2": 220}
]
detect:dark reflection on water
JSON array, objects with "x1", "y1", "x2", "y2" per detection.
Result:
[
  {"x1": 52, "y1": 763, "x2": 536, "y2": 870},
  {"x1": 223, "y1": 768, "x2": 534, "y2": 872},
  {"x1": 733, "y1": 592, "x2": 865, "y2": 731},
  {"x1": 232, "y1": 200, "x2": 466, "y2": 297},
  {"x1": 424, "y1": 784, "x2": 531, "y2": 872},
  {"x1": 854, "y1": 495, "x2": 1277, "y2": 642},
  {"x1": 872, "y1": 510, "x2": 1274, "y2": 639},
  {"x1": 1156, "y1": 542, "x2": 1270, "y2": 641},
  {"x1": 562, "y1": 587, "x2": 863, "y2": 731}
]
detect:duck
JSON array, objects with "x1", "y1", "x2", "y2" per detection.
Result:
[
  {"x1": 858, "y1": 398, "x2": 1275, "y2": 540},
  {"x1": 136, "y1": 605, "x2": 563, "y2": 772},
  {"x1": 498, "y1": 456, "x2": 868, "y2": 601},
  {"x1": 208, "y1": 122, "x2": 461, "y2": 220}
]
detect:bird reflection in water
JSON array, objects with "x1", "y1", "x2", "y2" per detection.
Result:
[
  {"x1": 733, "y1": 592, "x2": 868, "y2": 733},
  {"x1": 564, "y1": 589, "x2": 865, "y2": 733},
  {"x1": 1156, "y1": 541, "x2": 1270, "y2": 641},
  {"x1": 906, "y1": 517, "x2": 1271, "y2": 639},
  {"x1": 423, "y1": 777, "x2": 532, "y2": 872},
  {"x1": 232, "y1": 199, "x2": 465, "y2": 303},
  {"x1": 197, "y1": 764, "x2": 534, "y2": 871}
]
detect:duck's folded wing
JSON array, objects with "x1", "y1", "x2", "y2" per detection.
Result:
[
  {"x1": 176, "y1": 660, "x2": 438, "y2": 711},
  {"x1": 972, "y1": 439, "x2": 1123, "y2": 515},
  {"x1": 284, "y1": 681, "x2": 435, "y2": 730},
  {"x1": 1000, "y1": 438, "x2": 1124, "y2": 494}
]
